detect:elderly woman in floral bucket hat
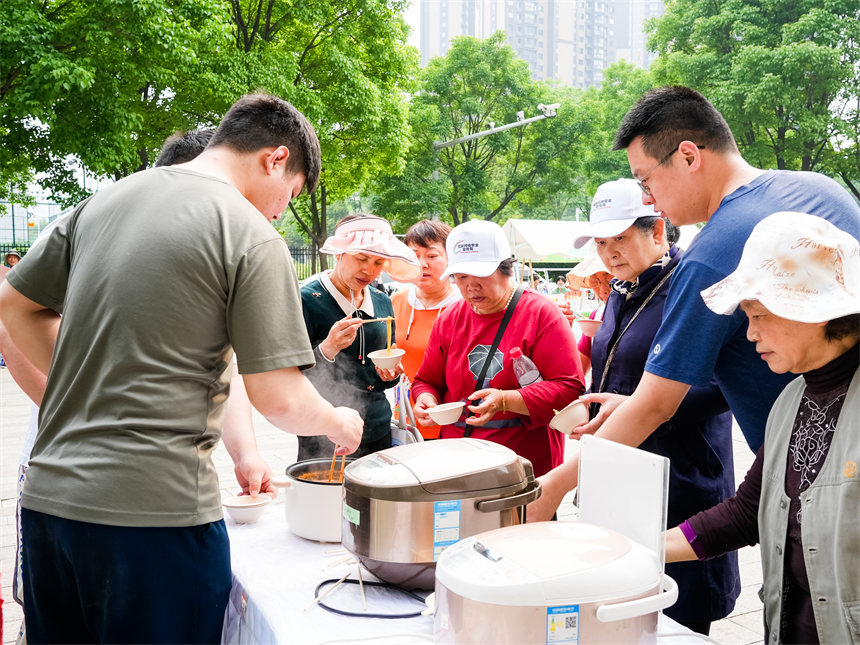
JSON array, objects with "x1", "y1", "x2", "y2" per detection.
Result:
[
  {"x1": 297, "y1": 214, "x2": 421, "y2": 460},
  {"x1": 665, "y1": 211, "x2": 860, "y2": 645}
]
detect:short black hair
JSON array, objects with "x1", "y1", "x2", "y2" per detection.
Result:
[
  {"x1": 631, "y1": 216, "x2": 680, "y2": 246},
  {"x1": 497, "y1": 257, "x2": 515, "y2": 277},
  {"x1": 154, "y1": 129, "x2": 213, "y2": 167},
  {"x1": 209, "y1": 93, "x2": 322, "y2": 194},
  {"x1": 825, "y1": 314, "x2": 860, "y2": 342},
  {"x1": 613, "y1": 86, "x2": 738, "y2": 160},
  {"x1": 404, "y1": 220, "x2": 452, "y2": 248}
]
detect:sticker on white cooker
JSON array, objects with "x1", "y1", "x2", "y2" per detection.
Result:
[
  {"x1": 343, "y1": 502, "x2": 360, "y2": 526},
  {"x1": 433, "y1": 500, "x2": 461, "y2": 561},
  {"x1": 546, "y1": 605, "x2": 579, "y2": 644}
]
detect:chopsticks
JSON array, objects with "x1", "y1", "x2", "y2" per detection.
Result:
[
  {"x1": 304, "y1": 571, "x2": 351, "y2": 611},
  {"x1": 328, "y1": 448, "x2": 347, "y2": 483},
  {"x1": 356, "y1": 316, "x2": 393, "y2": 323},
  {"x1": 356, "y1": 563, "x2": 367, "y2": 611},
  {"x1": 328, "y1": 450, "x2": 338, "y2": 482}
]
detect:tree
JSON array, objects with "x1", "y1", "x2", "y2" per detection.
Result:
[
  {"x1": 219, "y1": 0, "x2": 417, "y2": 271},
  {"x1": 372, "y1": 33, "x2": 592, "y2": 227},
  {"x1": 577, "y1": 63, "x2": 655, "y2": 196},
  {"x1": 0, "y1": 0, "x2": 230, "y2": 207},
  {"x1": 648, "y1": 0, "x2": 860, "y2": 197}
]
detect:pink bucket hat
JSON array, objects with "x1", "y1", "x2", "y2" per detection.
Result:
[
  {"x1": 320, "y1": 215, "x2": 421, "y2": 282},
  {"x1": 700, "y1": 211, "x2": 860, "y2": 323}
]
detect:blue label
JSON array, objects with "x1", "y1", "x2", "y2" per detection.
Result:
[
  {"x1": 433, "y1": 500, "x2": 461, "y2": 561},
  {"x1": 546, "y1": 605, "x2": 579, "y2": 644}
]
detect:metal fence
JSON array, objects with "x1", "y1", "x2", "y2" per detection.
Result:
[{"x1": 288, "y1": 246, "x2": 316, "y2": 281}]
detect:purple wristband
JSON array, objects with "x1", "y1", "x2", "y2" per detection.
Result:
[{"x1": 679, "y1": 520, "x2": 707, "y2": 560}]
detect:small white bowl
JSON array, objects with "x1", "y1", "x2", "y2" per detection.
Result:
[
  {"x1": 367, "y1": 348, "x2": 406, "y2": 369},
  {"x1": 427, "y1": 401, "x2": 466, "y2": 425},
  {"x1": 576, "y1": 318, "x2": 602, "y2": 338},
  {"x1": 549, "y1": 400, "x2": 590, "y2": 435},
  {"x1": 222, "y1": 494, "x2": 271, "y2": 524}
]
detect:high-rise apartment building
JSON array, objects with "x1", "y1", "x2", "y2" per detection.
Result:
[
  {"x1": 417, "y1": 0, "x2": 662, "y2": 88},
  {"x1": 612, "y1": 0, "x2": 664, "y2": 69}
]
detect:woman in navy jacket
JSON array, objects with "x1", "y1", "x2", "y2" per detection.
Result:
[{"x1": 573, "y1": 179, "x2": 739, "y2": 634}]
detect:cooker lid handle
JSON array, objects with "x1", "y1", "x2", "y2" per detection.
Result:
[
  {"x1": 594, "y1": 572, "x2": 678, "y2": 623},
  {"x1": 474, "y1": 479, "x2": 541, "y2": 513}
]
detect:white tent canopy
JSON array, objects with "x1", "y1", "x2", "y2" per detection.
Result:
[
  {"x1": 502, "y1": 219, "x2": 593, "y2": 262},
  {"x1": 502, "y1": 218, "x2": 702, "y2": 264}
]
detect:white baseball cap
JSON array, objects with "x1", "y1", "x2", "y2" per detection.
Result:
[
  {"x1": 441, "y1": 220, "x2": 512, "y2": 278},
  {"x1": 573, "y1": 178, "x2": 659, "y2": 249},
  {"x1": 701, "y1": 211, "x2": 860, "y2": 323}
]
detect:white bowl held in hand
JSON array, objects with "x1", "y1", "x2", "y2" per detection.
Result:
[
  {"x1": 549, "y1": 400, "x2": 590, "y2": 435},
  {"x1": 222, "y1": 494, "x2": 271, "y2": 524},
  {"x1": 427, "y1": 401, "x2": 466, "y2": 425},
  {"x1": 576, "y1": 318, "x2": 602, "y2": 338},
  {"x1": 367, "y1": 348, "x2": 406, "y2": 369}
]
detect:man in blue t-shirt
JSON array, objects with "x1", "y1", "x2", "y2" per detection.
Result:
[{"x1": 532, "y1": 85, "x2": 860, "y2": 520}]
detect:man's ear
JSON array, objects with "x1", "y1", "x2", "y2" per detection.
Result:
[
  {"x1": 678, "y1": 140, "x2": 703, "y2": 171},
  {"x1": 652, "y1": 216, "x2": 666, "y2": 246},
  {"x1": 263, "y1": 145, "x2": 290, "y2": 175}
]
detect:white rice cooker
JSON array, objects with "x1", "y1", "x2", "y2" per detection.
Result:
[
  {"x1": 434, "y1": 521, "x2": 678, "y2": 644},
  {"x1": 341, "y1": 438, "x2": 540, "y2": 589}
]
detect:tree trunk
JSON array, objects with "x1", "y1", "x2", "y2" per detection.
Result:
[{"x1": 840, "y1": 174, "x2": 860, "y2": 202}]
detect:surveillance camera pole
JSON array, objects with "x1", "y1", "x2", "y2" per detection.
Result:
[
  {"x1": 432, "y1": 103, "x2": 559, "y2": 153},
  {"x1": 430, "y1": 103, "x2": 559, "y2": 219}
]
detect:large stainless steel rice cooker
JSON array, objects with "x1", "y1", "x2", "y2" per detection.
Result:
[
  {"x1": 434, "y1": 521, "x2": 678, "y2": 644},
  {"x1": 341, "y1": 438, "x2": 540, "y2": 589}
]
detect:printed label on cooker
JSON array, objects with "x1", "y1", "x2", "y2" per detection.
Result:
[
  {"x1": 433, "y1": 500, "x2": 461, "y2": 561},
  {"x1": 342, "y1": 502, "x2": 360, "y2": 526},
  {"x1": 546, "y1": 605, "x2": 579, "y2": 644}
]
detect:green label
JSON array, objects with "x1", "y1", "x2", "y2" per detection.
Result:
[{"x1": 343, "y1": 502, "x2": 360, "y2": 526}]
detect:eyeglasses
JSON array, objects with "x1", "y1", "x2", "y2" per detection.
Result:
[{"x1": 636, "y1": 144, "x2": 705, "y2": 197}]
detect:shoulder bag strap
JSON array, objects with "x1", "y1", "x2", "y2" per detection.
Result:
[{"x1": 464, "y1": 284, "x2": 524, "y2": 437}]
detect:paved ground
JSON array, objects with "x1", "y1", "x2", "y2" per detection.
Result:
[{"x1": 0, "y1": 368, "x2": 763, "y2": 643}]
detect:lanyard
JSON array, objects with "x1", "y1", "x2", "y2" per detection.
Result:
[{"x1": 596, "y1": 266, "x2": 677, "y2": 395}]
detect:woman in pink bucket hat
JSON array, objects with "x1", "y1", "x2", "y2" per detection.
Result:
[
  {"x1": 666, "y1": 211, "x2": 860, "y2": 644},
  {"x1": 297, "y1": 214, "x2": 420, "y2": 460}
]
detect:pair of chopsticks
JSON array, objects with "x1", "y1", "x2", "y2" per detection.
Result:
[
  {"x1": 356, "y1": 316, "x2": 393, "y2": 324},
  {"x1": 306, "y1": 563, "x2": 368, "y2": 612},
  {"x1": 328, "y1": 449, "x2": 347, "y2": 483}
]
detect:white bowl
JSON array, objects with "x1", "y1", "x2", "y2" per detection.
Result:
[
  {"x1": 367, "y1": 348, "x2": 406, "y2": 369},
  {"x1": 222, "y1": 494, "x2": 271, "y2": 524},
  {"x1": 427, "y1": 401, "x2": 466, "y2": 425},
  {"x1": 549, "y1": 400, "x2": 590, "y2": 435},
  {"x1": 576, "y1": 318, "x2": 602, "y2": 338}
]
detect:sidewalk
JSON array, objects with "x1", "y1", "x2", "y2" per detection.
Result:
[{"x1": 1, "y1": 368, "x2": 763, "y2": 643}]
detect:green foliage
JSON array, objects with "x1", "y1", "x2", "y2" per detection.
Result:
[
  {"x1": 372, "y1": 47, "x2": 657, "y2": 228},
  {"x1": 1, "y1": 0, "x2": 417, "y2": 227},
  {"x1": 372, "y1": 33, "x2": 594, "y2": 227},
  {"x1": 219, "y1": 0, "x2": 418, "y2": 264},
  {"x1": 648, "y1": 0, "x2": 860, "y2": 196},
  {"x1": 1, "y1": 0, "x2": 231, "y2": 206}
]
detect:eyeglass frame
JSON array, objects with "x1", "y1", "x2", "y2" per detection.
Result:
[{"x1": 636, "y1": 144, "x2": 706, "y2": 197}]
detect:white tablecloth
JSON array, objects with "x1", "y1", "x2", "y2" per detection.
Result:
[
  {"x1": 221, "y1": 504, "x2": 710, "y2": 645},
  {"x1": 221, "y1": 503, "x2": 434, "y2": 645}
]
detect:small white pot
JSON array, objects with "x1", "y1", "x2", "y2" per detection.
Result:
[{"x1": 272, "y1": 458, "x2": 353, "y2": 543}]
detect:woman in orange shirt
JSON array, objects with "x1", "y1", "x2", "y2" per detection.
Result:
[{"x1": 392, "y1": 220, "x2": 461, "y2": 438}]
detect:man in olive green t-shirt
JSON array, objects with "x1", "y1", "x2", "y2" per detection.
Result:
[{"x1": 0, "y1": 94, "x2": 363, "y2": 643}]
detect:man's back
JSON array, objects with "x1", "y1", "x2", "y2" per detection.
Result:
[
  {"x1": 645, "y1": 170, "x2": 860, "y2": 449},
  {"x1": 9, "y1": 166, "x2": 311, "y2": 527}
]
